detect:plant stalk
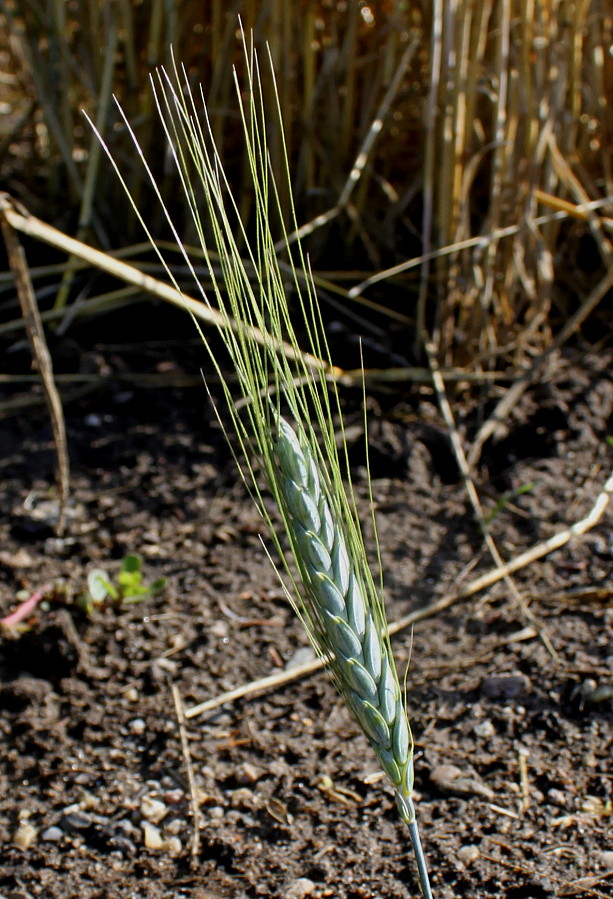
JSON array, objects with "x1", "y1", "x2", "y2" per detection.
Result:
[{"x1": 400, "y1": 794, "x2": 433, "y2": 898}]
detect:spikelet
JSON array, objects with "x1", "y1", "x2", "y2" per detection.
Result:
[{"x1": 275, "y1": 414, "x2": 414, "y2": 815}]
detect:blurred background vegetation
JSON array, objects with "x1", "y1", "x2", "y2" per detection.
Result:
[{"x1": 0, "y1": 0, "x2": 611, "y2": 386}]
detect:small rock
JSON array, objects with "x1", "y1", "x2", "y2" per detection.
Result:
[
  {"x1": 209, "y1": 620, "x2": 229, "y2": 638},
  {"x1": 41, "y1": 826, "x2": 64, "y2": 842},
  {"x1": 164, "y1": 835, "x2": 182, "y2": 856},
  {"x1": 79, "y1": 792, "x2": 99, "y2": 811},
  {"x1": 598, "y1": 850, "x2": 613, "y2": 870},
  {"x1": 124, "y1": 687, "x2": 139, "y2": 703},
  {"x1": 208, "y1": 806, "x2": 224, "y2": 820},
  {"x1": 481, "y1": 674, "x2": 530, "y2": 700},
  {"x1": 165, "y1": 818, "x2": 186, "y2": 835},
  {"x1": 236, "y1": 762, "x2": 264, "y2": 785},
  {"x1": 142, "y1": 821, "x2": 164, "y2": 850},
  {"x1": 547, "y1": 788, "x2": 567, "y2": 808},
  {"x1": 140, "y1": 796, "x2": 168, "y2": 824},
  {"x1": 229, "y1": 787, "x2": 255, "y2": 809},
  {"x1": 118, "y1": 819, "x2": 140, "y2": 838},
  {"x1": 285, "y1": 877, "x2": 316, "y2": 899},
  {"x1": 74, "y1": 772, "x2": 92, "y2": 786},
  {"x1": 14, "y1": 822, "x2": 38, "y2": 850},
  {"x1": 430, "y1": 764, "x2": 495, "y2": 799},
  {"x1": 473, "y1": 719, "x2": 495, "y2": 738},
  {"x1": 60, "y1": 811, "x2": 92, "y2": 832},
  {"x1": 110, "y1": 835, "x2": 137, "y2": 857},
  {"x1": 142, "y1": 821, "x2": 181, "y2": 856},
  {"x1": 61, "y1": 802, "x2": 82, "y2": 815},
  {"x1": 457, "y1": 844, "x2": 480, "y2": 866},
  {"x1": 129, "y1": 718, "x2": 146, "y2": 736},
  {"x1": 0, "y1": 548, "x2": 35, "y2": 568}
]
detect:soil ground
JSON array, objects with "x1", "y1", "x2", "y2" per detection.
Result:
[{"x1": 0, "y1": 337, "x2": 612, "y2": 899}]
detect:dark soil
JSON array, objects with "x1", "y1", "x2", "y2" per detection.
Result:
[{"x1": 1, "y1": 342, "x2": 612, "y2": 899}]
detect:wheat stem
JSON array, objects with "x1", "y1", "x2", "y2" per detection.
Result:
[{"x1": 402, "y1": 796, "x2": 433, "y2": 899}]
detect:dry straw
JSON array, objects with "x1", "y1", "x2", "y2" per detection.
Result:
[
  {"x1": 6, "y1": 2, "x2": 608, "y2": 376},
  {"x1": 89, "y1": 35, "x2": 433, "y2": 898}
]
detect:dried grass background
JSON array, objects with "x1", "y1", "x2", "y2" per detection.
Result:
[{"x1": 0, "y1": 0, "x2": 611, "y2": 371}]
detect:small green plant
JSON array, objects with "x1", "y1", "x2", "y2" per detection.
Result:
[
  {"x1": 1, "y1": 555, "x2": 166, "y2": 633},
  {"x1": 485, "y1": 482, "x2": 535, "y2": 525},
  {"x1": 80, "y1": 554, "x2": 166, "y2": 615}
]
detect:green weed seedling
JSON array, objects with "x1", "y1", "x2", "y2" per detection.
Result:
[
  {"x1": 80, "y1": 554, "x2": 166, "y2": 615},
  {"x1": 1, "y1": 555, "x2": 165, "y2": 634},
  {"x1": 485, "y1": 482, "x2": 535, "y2": 526}
]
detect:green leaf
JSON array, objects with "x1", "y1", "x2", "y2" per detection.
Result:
[
  {"x1": 149, "y1": 577, "x2": 167, "y2": 595},
  {"x1": 486, "y1": 482, "x2": 535, "y2": 524},
  {"x1": 118, "y1": 572, "x2": 146, "y2": 598},
  {"x1": 117, "y1": 570, "x2": 141, "y2": 587},
  {"x1": 120, "y1": 554, "x2": 143, "y2": 574},
  {"x1": 87, "y1": 569, "x2": 116, "y2": 603}
]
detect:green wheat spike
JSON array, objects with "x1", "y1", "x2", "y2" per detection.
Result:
[{"x1": 89, "y1": 32, "x2": 433, "y2": 899}]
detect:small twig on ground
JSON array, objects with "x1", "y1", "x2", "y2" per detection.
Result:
[
  {"x1": 0, "y1": 195, "x2": 70, "y2": 535},
  {"x1": 171, "y1": 684, "x2": 200, "y2": 868},
  {"x1": 517, "y1": 746, "x2": 531, "y2": 813},
  {"x1": 185, "y1": 465, "x2": 612, "y2": 720}
]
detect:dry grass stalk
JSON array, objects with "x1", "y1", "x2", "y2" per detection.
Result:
[
  {"x1": 0, "y1": 194, "x2": 328, "y2": 372},
  {"x1": 2, "y1": 3, "x2": 609, "y2": 372},
  {"x1": 422, "y1": 331, "x2": 557, "y2": 658},
  {"x1": 415, "y1": 0, "x2": 612, "y2": 370},
  {"x1": 0, "y1": 194, "x2": 69, "y2": 533}
]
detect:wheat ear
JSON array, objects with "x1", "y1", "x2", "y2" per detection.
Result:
[
  {"x1": 275, "y1": 415, "x2": 413, "y2": 802},
  {"x1": 90, "y1": 36, "x2": 433, "y2": 898},
  {"x1": 274, "y1": 414, "x2": 431, "y2": 896}
]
